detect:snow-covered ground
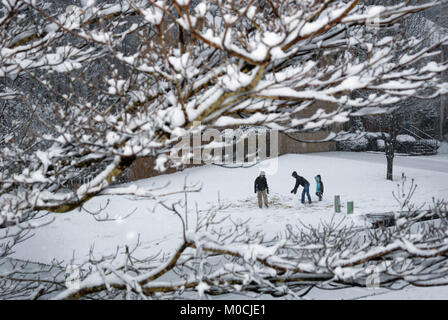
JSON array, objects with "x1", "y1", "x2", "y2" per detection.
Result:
[{"x1": 6, "y1": 151, "x2": 448, "y2": 299}]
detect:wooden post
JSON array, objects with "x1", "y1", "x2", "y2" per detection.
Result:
[
  {"x1": 334, "y1": 195, "x2": 341, "y2": 213},
  {"x1": 347, "y1": 201, "x2": 354, "y2": 214}
]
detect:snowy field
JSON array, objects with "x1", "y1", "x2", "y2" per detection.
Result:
[{"x1": 6, "y1": 151, "x2": 448, "y2": 299}]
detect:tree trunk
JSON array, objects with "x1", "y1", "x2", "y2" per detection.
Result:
[
  {"x1": 386, "y1": 155, "x2": 394, "y2": 181},
  {"x1": 385, "y1": 137, "x2": 395, "y2": 181},
  {"x1": 382, "y1": 113, "x2": 398, "y2": 181}
]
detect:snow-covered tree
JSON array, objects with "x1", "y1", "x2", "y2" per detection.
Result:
[
  {"x1": 381, "y1": 111, "x2": 399, "y2": 180},
  {"x1": 1, "y1": 0, "x2": 448, "y2": 299},
  {"x1": 1, "y1": 0, "x2": 447, "y2": 219}
]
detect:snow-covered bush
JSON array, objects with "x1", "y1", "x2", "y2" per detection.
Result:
[
  {"x1": 337, "y1": 132, "x2": 442, "y2": 154},
  {"x1": 395, "y1": 134, "x2": 417, "y2": 153},
  {"x1": 377, "y1": 139, "x2": 385, "y2": 151},
  {"x1": 337, "y1": 135, "x2": 369, "y2": 152},
  {"x1": 366, "y1": 132, "x2": 388, "y2": 151},
  {"x1": 420, "y1": 139, "x2": 440, "y2": 149},
  {"x1": 396, "y1": 134, "x2": 417, "y2": 144},
  {"x1": 337, "y1": 132, "x2": 390, "y2": 152}
]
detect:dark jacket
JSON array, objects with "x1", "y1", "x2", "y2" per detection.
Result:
[
  {"x1": 254, "y1": 176, "x2": 269, "y2": 193},
  {"x1": 291, "y1": 171, "x2": 309, "y2": 194},
  {"x1": 315, "y1": 175, "x2": 324, "y2": 194}
]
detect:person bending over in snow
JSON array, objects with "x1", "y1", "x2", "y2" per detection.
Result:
[
  {"x1": 315, "y1": 174, "x2": 324, "y2": 201},
  {"x1": 291, "y1": 171, "x2": 312, "y2": 204},
  {"x1": 254, "y1": 171, "x2": 269, "y2": 208}
]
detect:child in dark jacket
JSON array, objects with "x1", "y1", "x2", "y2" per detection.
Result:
[{"x1": 315, "y1": 175, "x2": 324, "y2": 201}]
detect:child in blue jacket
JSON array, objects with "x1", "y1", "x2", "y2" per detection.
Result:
[{"x1": 315, "y1": 175, "x2": 324, "y2": 201}]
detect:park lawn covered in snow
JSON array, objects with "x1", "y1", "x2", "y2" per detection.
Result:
[{"x1": 7, "y1": 151, "x2": 448, "y2": 299}]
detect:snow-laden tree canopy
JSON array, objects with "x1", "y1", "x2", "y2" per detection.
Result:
[{"x1": 1, "y1": 0, "x2": 448, "y2": 221}]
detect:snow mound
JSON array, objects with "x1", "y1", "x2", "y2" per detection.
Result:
[{"x1": 396, "y1": 134, "x2": 416, "y2": 143}]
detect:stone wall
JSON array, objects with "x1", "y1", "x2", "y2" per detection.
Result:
[
  {"x1": 278, "y1": 131, "x2": 337, "y2": 155},
  {"x1": 129, "y1": 99, "x2": 342, "y2": 181},
  {"x1": 129, "y1": 157, "x2": 201, "y2": 181},
  {"x1": 129, "y1": 130, "x2": 339, "y2": 181}
]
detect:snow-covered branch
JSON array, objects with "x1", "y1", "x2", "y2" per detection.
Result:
[
  {"x1": 0, "y1": 3, "x2": 447, "y2": 299},
  {"x1": 2, "y1": 183, "x2": 445, "y2": 300}
]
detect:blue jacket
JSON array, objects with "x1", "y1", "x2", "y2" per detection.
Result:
[{"x1": 315, "y1": 175, "x2": 324, "y2": 193}]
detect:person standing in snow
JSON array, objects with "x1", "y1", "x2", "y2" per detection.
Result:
[
  {"x1": 315, "y1": 174, "x2": 324, "y2": 201},
  {"x1": 254, "y1": 171, "x2": 269, "y2": 208},
  {"x1": 291, "y1": 171, "x2": 312, "y2": 204}
]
